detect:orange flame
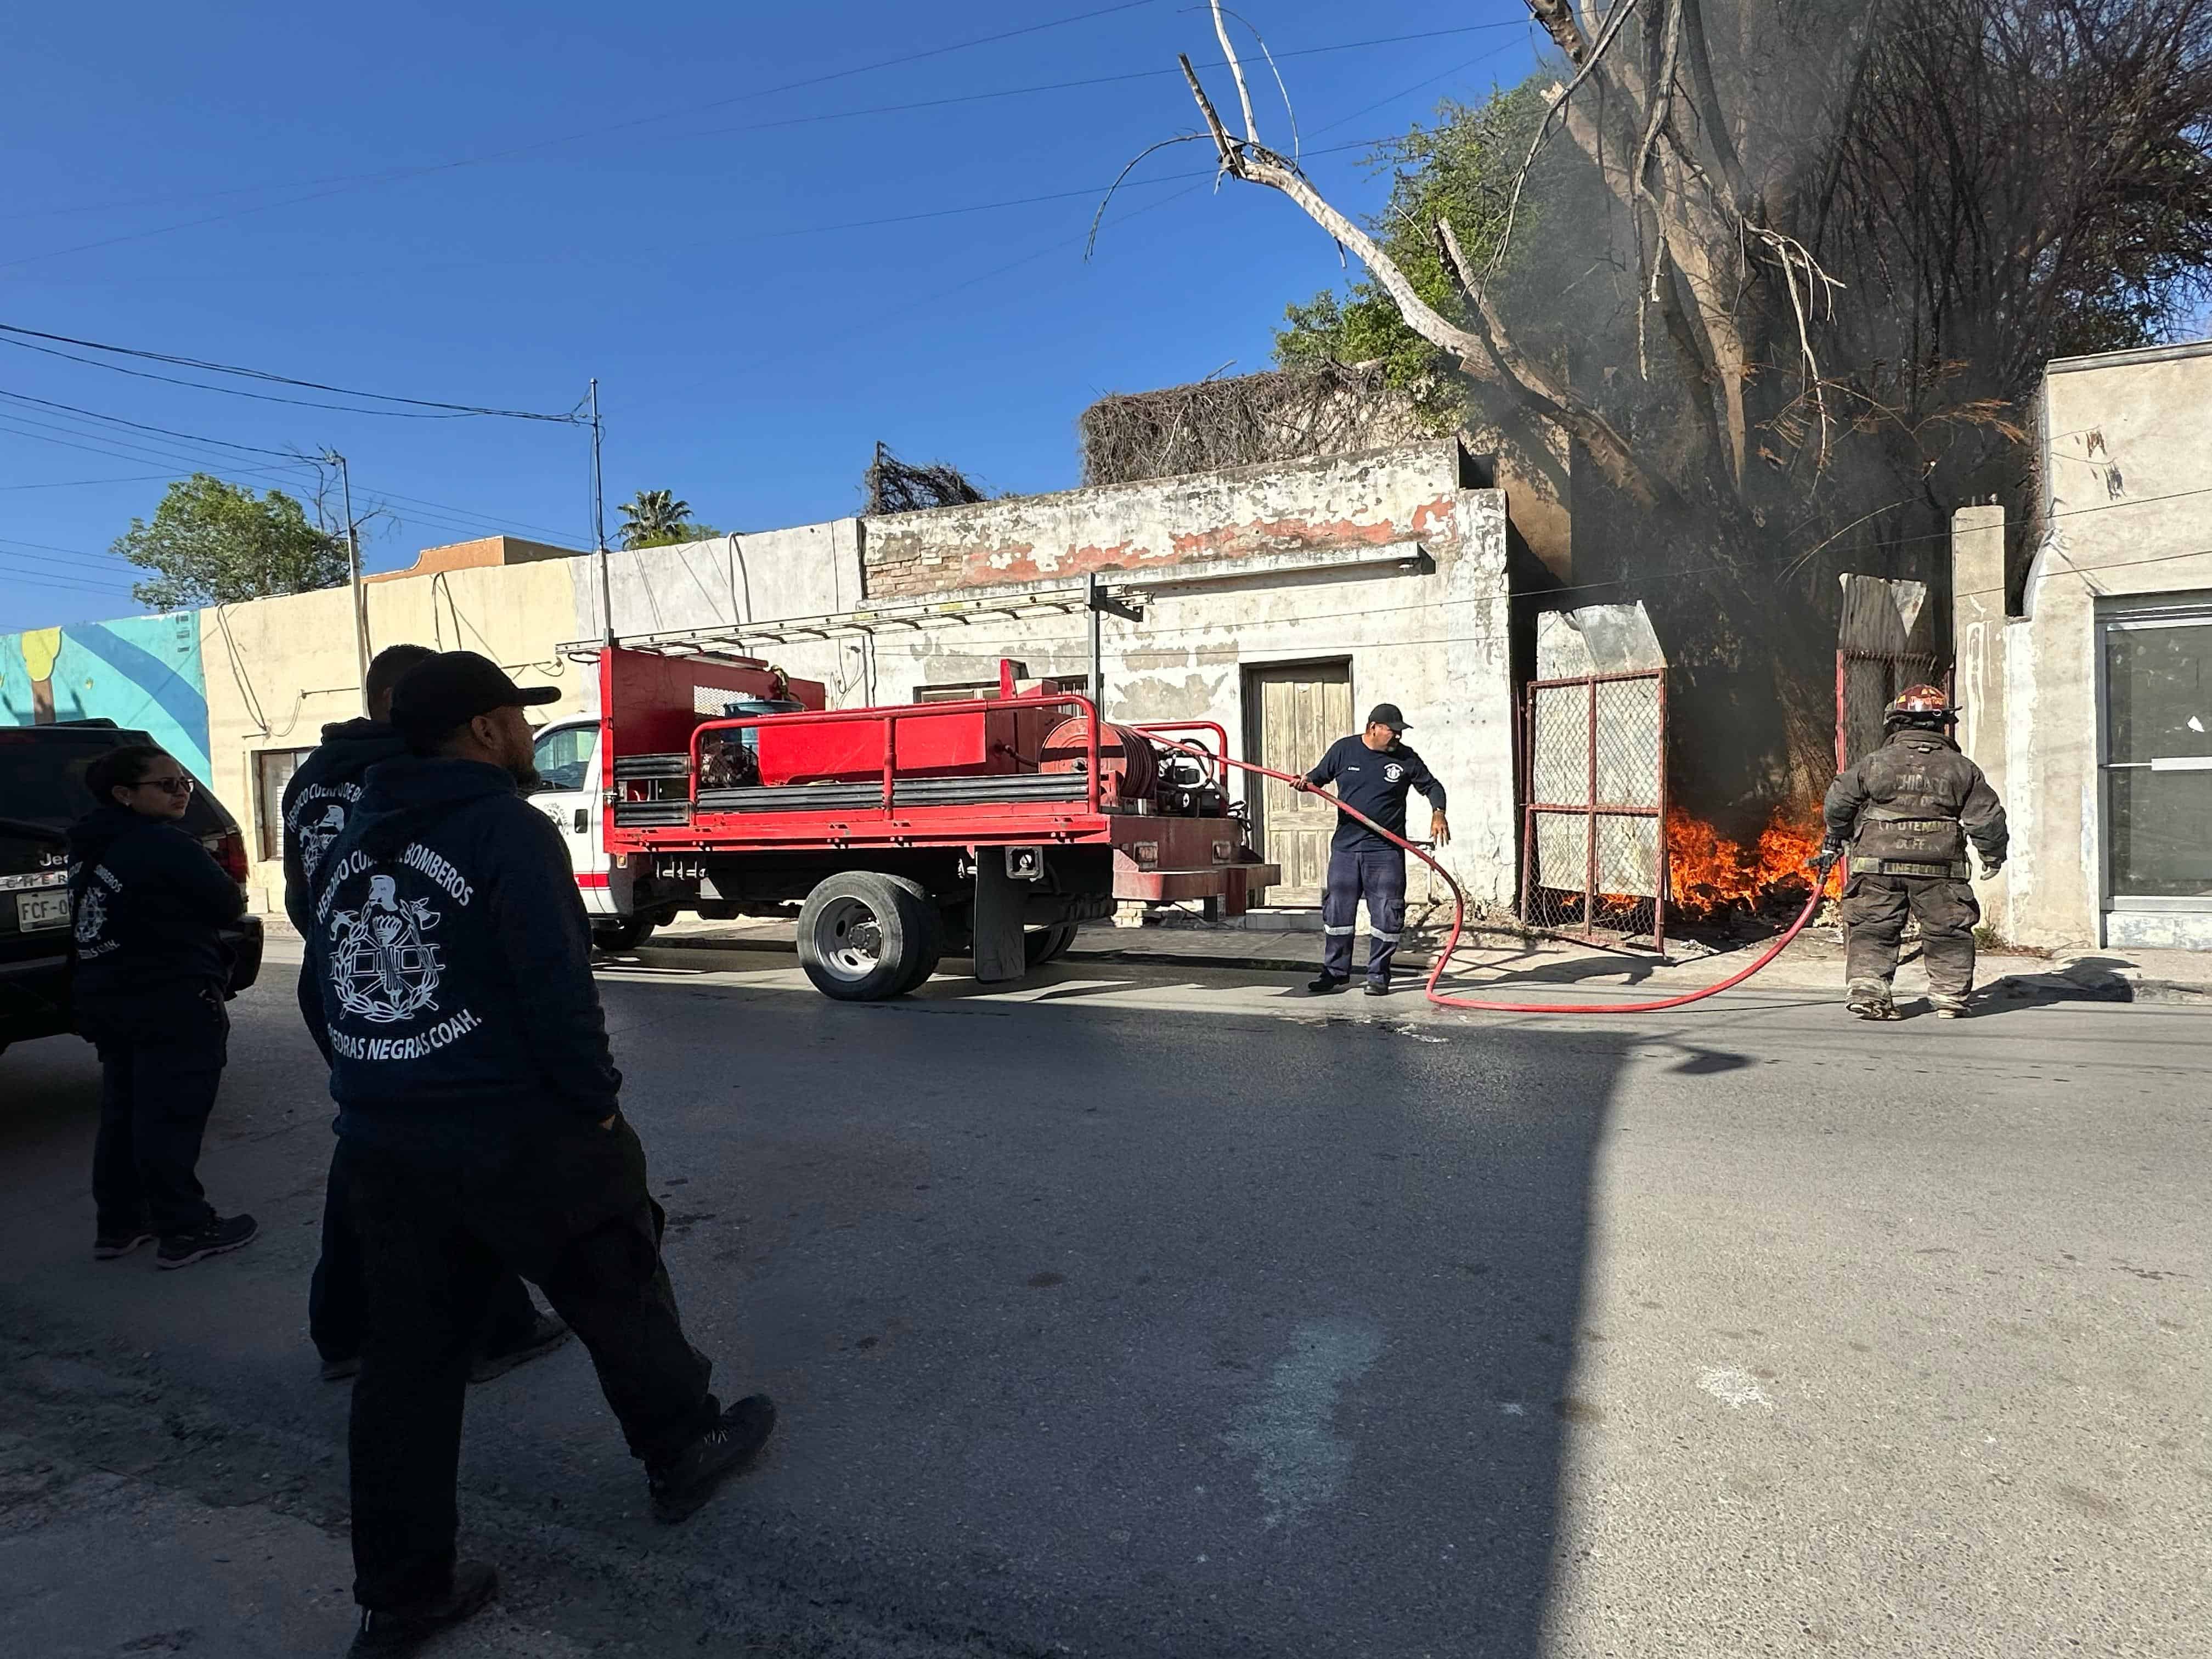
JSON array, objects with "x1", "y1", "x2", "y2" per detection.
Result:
[{"x1": 1668, "y1": 809, "x2": 1839, "y2": 919}]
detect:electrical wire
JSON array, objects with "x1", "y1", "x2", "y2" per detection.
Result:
[
  {"x1": 0, "y1": 388, "x2": 306, "y2": 459},
  {"x1": 0, "y1": 324, "x2": 583, "y2": 422},
  {"x1": 0, "y1": 20, "x2": 1522, "y2": 229},
  {"x1": 0, "y1": 0, "x2": 1177, "y2": 270},
  {"x1": 0, "y1": 397, "x2": 586, "y2": 556}
]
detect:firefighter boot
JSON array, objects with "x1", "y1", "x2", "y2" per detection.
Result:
[
  {"x1": 1845, "y1": 978, "x2": 1899, "y2": 1020},
  {"x1": 1929, "y1": 992, "x2": 1970, "y2": 1019}
]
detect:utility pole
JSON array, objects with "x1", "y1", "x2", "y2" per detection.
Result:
[
  {"x1": 325, "y1": 450, "x2": 371, "y2": 714},
  {"x1": 1085, "y1": 571, "x2": 1142, "y2": 718},
  {"x1": 590, "y1": 377, "x2": 613, "y2": 645}
]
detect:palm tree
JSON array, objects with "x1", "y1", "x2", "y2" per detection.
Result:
[{"x1": 617, "y1": 489, "x2": 693, "y2": 550}]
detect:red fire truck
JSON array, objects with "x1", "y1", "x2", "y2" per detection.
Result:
[{"x1": 531, "y1": 644, "x2": 1277, "y2": 1000}]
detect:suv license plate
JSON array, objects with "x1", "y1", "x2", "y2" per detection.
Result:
[{"x1": 14, "y1": 890, "x2": 69, "y2": 932}]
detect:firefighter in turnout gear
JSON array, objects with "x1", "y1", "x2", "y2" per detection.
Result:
[{"x1": 1821, "y1": 685, "x2": 2008, "y2": 1020}]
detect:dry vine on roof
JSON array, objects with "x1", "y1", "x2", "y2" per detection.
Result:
[
  {"x1": 863, "y1": 441, "x2": 989, "y2": 515},
  {"x1": 1077, "y1": 361, "x2": 1421, "y2": 487}
]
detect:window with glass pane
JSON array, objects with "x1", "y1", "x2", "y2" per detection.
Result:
[
  {"x1": 532, "y1": 724, "x2": 594, "y2": 792},
  {"x1": 253, "y1": 748, "x2": 313, "y2": 864},
  {"x1": 2103, "y1": 617, "x2": 2212, "y2": 897}
]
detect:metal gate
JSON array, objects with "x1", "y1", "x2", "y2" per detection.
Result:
[{"x1": 1519, "y1": 606, "x2": 1670, "y2": 950}]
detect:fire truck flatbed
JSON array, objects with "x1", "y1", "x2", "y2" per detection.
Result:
[{"x1": 565, "y1": 644, "x2": 1277, "y2": 1000}]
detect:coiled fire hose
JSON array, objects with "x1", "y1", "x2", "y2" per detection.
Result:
[{"x1": 1151, "y1": 737, "x2": 1832, "y2": 1016}]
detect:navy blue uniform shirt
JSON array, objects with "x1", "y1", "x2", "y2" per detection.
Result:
[
  {"x1": 67, "y1": 805, "x2": 242, "y2": 1006},
  {"x1": 1306, "y1": 733, "x2": 1447, "y2": 851},
  {"x1": 306, "y1": 754, "x2": 620, "y2": 1164}
]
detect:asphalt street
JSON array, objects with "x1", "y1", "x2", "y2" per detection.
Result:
[{"x1": 0, "y1": 941, "x2": 2205, "y2": 1658}]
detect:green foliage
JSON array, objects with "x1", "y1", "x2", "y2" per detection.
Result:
[
  {"x1": 114, "y1": 473, "x2": 348, "y2": 611},
  {"x1": 1274, "y1": 83, "x2": 1550, "y2": 426},
  {"x1": 624, "y1": 523, "x2": 722, "y2": 549},
  {"x1": 617, "y1": 488, "x2": 719, "y2": 550}
]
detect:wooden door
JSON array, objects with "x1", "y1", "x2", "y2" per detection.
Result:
[{"x1": 1244, "y1": 662, "x2": 1352, "y2": 906}]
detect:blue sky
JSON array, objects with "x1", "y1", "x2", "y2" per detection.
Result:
[{"x1": 0, "y1": 1, "x2": 1539, "y2": 627}]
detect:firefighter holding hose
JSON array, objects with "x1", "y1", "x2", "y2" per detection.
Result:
[
  {"x1": 1820, "y1": 685, "x2": 2008, "y2": 1020},
  {"x1": 1295, "y1": 703, "x2": 1449, "y2": 996}
]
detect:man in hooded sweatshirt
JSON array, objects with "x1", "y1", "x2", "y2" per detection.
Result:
[
  {"x1": 283, "y1": 642, "x2": 568, "y2": 1385},
  {"x1": 308, "y1": 650, "x2": 773, "y2": 1656},
  {"x1": 69, "y1": 744, "x2": 257, "y2": 1269}
]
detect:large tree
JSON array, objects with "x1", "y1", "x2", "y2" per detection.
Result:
[
  {"x1": 1172, "y1": 0, "x2": 2212, "y2": 817},
  {"x1": 115, "y1": 473, "x2": 349, "y2": 610}
]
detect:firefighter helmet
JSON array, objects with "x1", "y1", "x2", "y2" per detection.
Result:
[{"x1": 1883, "y1": 683, "x2": 1956, "y2": 725}]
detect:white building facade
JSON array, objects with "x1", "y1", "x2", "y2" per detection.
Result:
[{"x1": 1954, "y1": 340, "x2": 2212, "y2": 951}]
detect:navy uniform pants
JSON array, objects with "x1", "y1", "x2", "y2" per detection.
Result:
[
  {"x1": 81, "y1": 985, "x2": 227, "y2": 1239},
  {"x1": 1322, "y1": 844, "x2": 1407, "y2": 984},
  {"x1": 298, "y1": 963, "x2": 543, "y2": 1365},
  {"x1": 340, "y1": 1117, "x2": 719, "y2": 1612}
]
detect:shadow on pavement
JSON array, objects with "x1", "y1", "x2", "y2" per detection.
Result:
[
  {"x1": 0, "y1": 965, "x2": 1636, "y2": 1658},
  {"x1": 586, "y1": 970, "x2": 1635, "y2": 1657}
]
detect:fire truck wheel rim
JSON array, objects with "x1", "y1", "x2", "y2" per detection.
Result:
[{"x1": 812, "y1": 896, "x2": 884, "y2": 980}]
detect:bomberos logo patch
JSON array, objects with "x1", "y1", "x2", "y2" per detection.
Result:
[
  {"x1": 326, "y1": 872, "x2": 444, "y2": 1024},
  {"x1": 74, "y1": 881, "x2": 108, "y2": 947},
  {"x1": 297, "y1": 801, "x2": 348, "y2": 880}
]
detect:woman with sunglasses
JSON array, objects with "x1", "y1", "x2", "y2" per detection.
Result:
[{"x1": 69, "y1": 744, "x2": 257, "y2": 1269}]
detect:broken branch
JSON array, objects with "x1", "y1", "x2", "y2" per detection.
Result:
[{"x1": 1210, "y1": 0, "x2": 1261, "y2": 147}]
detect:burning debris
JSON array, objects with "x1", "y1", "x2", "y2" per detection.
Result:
[{"x1": 1668, "y1": 810, "x2": 1839, "y2": 922}]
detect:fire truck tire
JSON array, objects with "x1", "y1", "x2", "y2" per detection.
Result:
[
  {"x1": 882, "y1": 876, "x2": 943, "y2": 994},
  {"x1": 1024, "y1": 922, "x2": 1079, "y2": 968},
  {"x1": 797, "y1": 872, "x2": 932, "y2": 1001},
  {"x1": 591, "y1": 915, "x2": 657, "y2": 953}
]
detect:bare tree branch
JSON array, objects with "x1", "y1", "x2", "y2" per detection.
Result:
[
  {"x1": 1211, "y1": 4, "x2": 1300, "y2": 162},
  {"x1": 1526, "y1": 0, "x2": 1592, "y2": 60},
  {"x1": 1629, "y1": 0, "x2": 1688, "y2": 377},
  {"x1": 1210, "y1": 0, "x2": 1261, "y2": 146},
  {"x1": 1087, "y1": 133, "x2": 1211, "y2": 259},
  {"x1": 1491, "y1": 0, "x2": 1647, "y2": 278}
]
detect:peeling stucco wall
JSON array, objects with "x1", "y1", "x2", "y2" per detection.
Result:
[
  {"x1": 860, "y1": 441, "x2": 1468, "y2": 599},
  {"x1": 50, "y1": 437, "x2": 1523, "y2": 918},
  {"x1": 851, "y1": 469, "x2": 1517, "y2": 907}
]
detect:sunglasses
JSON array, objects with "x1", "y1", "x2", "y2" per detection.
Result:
[{"x1": 130, "y1": 776, "x2": 196, "y2": 795}]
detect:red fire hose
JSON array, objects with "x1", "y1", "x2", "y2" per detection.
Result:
[{"x1": 1155, "y1": 738, "x2": 1830, "y2": 1016}]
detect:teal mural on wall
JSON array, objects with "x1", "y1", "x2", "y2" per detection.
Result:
[{"x1": 0, "y1": 612, "x2": 211, "y2": 782}]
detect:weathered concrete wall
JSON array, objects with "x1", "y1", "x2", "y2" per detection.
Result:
[
  {"x1": 202, "y1": 560, "x2": 586, "y2": 913},
  {"x1": 166, "y1": 438, "x2": 1522, "y2": 915},
  {"x1": 853, "y1": 475, "x2": 1519, "y2": 907},
  {"x1": 1953, "y1": 341, "x2": 2212, "y2": 950},
  {"x1": 1949, "y1": 505, "x2": 2013, "y2": 932},
  {"x1": 861, "y1": 442, "x2": 1466, "y2": 598}
]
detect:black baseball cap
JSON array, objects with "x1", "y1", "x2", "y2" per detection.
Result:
[
  {"x1": 1366, "y1": 703, "x2": 1409, "y2": 732},
  {"x1": 390, "y1": 650, "x2": 560, "y2": 749}
]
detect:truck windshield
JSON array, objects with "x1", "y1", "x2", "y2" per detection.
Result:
[{"x1": 533, "y1": 723, "x2": 594, "y2": 791}]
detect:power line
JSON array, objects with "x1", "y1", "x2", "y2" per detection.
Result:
[
  {"x1": 0, "y1": 323, "x2": 584, "y2": 423},
  {"x1": 0, "y1": 541, "x2": 132, "y2": 575},
  {"x1": 1, "y1": 22, "x2": 1526, "y2": 227},
  {"x1": 0, "y1": 397, "x2": 588, "y2": 554},
  {"x1": 0, "y1": 388, "x2": 306, "y2": 459},
  {"x1": 0, "y1": 472, "x2": 182, "y2": 490},
  {"x1": 0, "y1": 411, "x2": 319, "y2": 495},
  {"x1": 0, "y1": 0, "x2": 1182, "y2": 270}
]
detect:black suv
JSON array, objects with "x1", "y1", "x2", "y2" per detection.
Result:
[{"x1": 0, "y1": 721, "x2": 263, "y2": 1057}]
